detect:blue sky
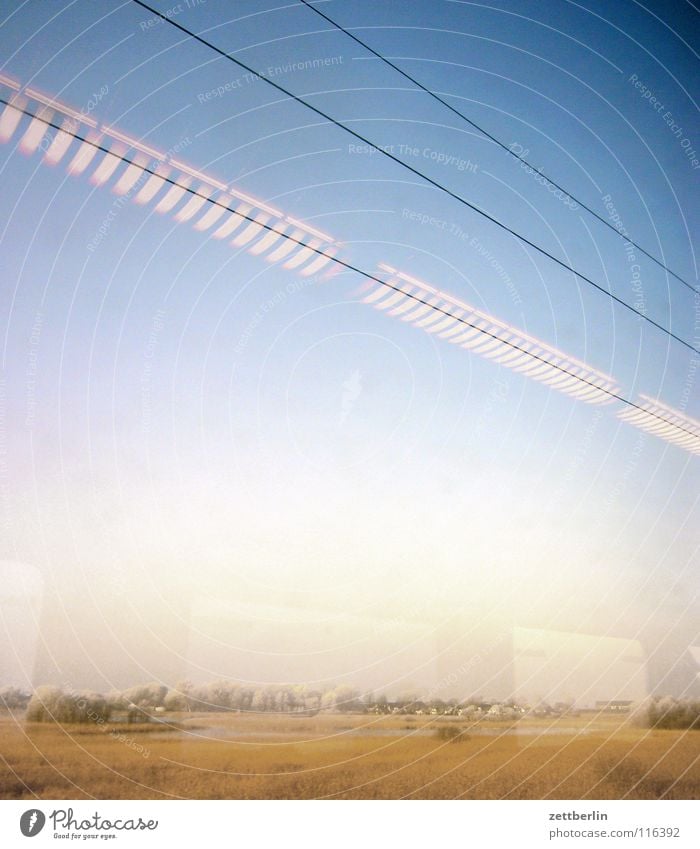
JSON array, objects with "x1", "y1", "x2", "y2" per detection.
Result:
[{"x1": 0, "y1": 0, "x2": 698, "y2": 700}]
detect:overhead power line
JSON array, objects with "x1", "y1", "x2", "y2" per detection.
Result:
[
  {"x1": 129, "y1": 0, "x2": 699, "y2": 356},
  {"x1": 2, "y1": 93, "x2": 697, "y2": 446},
  {"x1": 298, "y1": 0, "x2": 698, "y2": 296}
]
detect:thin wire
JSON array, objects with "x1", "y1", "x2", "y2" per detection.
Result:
[
  {"x1": 128, "y1": 0, "x2": 699, "y2": 356},
  {"x1": 2, "y1": 95, "x2": 697, "y2": 440},
  {"x1": 298, "y1": 0, "x2": 698, "y2": 296}
]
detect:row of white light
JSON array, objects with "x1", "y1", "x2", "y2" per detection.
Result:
[
  {"x1": 369, "y1": 264, "x2": 619, "y2": 405},
  {"x1": 0, "y1": 74, "x2": 337, "y2": 278},
  {"x1": 367, "y1": 265, "x2": 700, "y2": 455},
  {"x1": 617, "y1": 395, "x2": 700, "y2": 455}
]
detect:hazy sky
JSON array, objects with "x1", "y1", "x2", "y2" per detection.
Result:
[{"x1": 0, "y1": 0, "x2": 698, "y2": 704}]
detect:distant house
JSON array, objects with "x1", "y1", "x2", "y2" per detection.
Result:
[
  {"x1": 485, "y1": 703, "x2": 518, "y2": 720},
  {"x1": 595, "y1": 700, "x2": 633, "y2": 712}
]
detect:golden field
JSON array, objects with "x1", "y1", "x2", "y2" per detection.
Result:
[{"x1": 0, "y1": 711, "x2": 698, "y2": 799}]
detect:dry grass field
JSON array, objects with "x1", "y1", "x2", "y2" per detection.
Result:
[{"x1": 1, "y1": 711, "x2": 698, "y2": 799}]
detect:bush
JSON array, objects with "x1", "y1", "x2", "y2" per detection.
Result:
[
  {"x1": 163, "y1": 690, "x2": 188, "y2": 711},
  {"x1": 121, "y1": 682, "x2": 167, "y2": 709},
  {"x1": 435, "y1": 725, "x2": 469, "y2": 743},
  {"x1": 0, "y1": 686, "x2": 30, "y2": 710},
  {"x1": 25, "y1": 687, "x2": 111, "y2": 724},
  {"x1": 26, "y1": 686, "x2": 61, "y2": 722},
  {"x1": 629, "y1": 696, "x2": 700, "y2": 730}
]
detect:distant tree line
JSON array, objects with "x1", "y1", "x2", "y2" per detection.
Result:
[
  {"x1": 2, "y1": 683, "x2": 531, "y2": 723},
  {"x1": 9, "y1": 681, "x2": 472, "y2": 724},
  {"x1": 6, "y1": 682, "x2": 699, "y2": 728},
  {"x1": 7, "y1": 681, "x2": 369, "y2": 724}
]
